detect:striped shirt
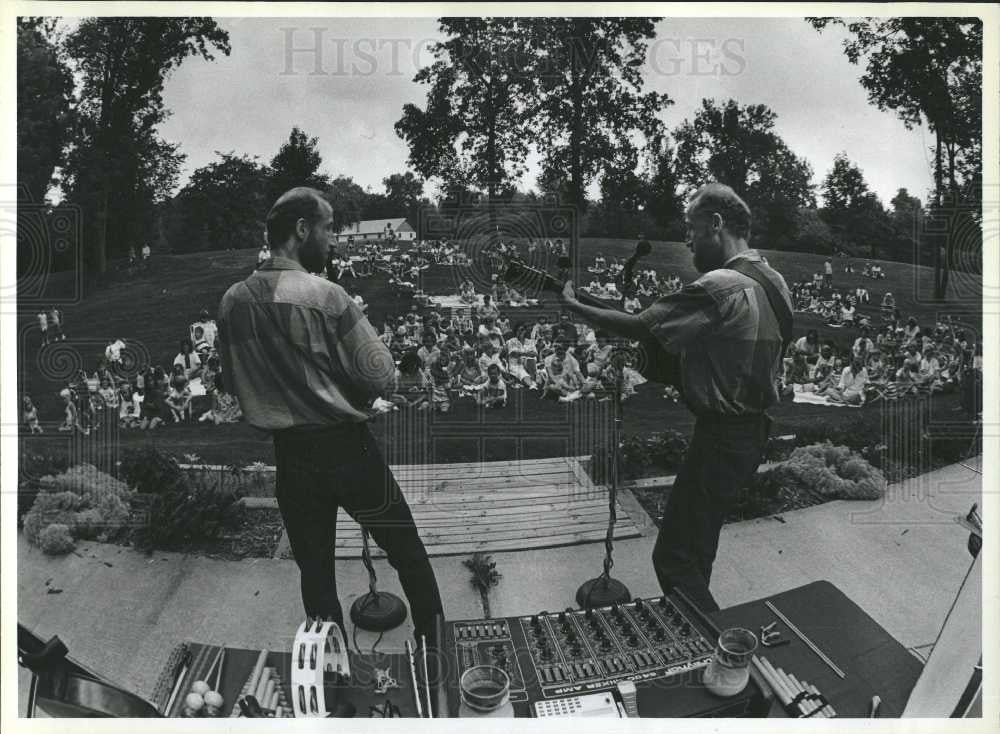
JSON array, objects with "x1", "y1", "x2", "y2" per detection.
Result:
[
  {"x1": 216, "y1": 256, "x2": 396, "y2": 431},
  {"x1": 638, "y1": 250, "x2": 791, "y2": 416}
]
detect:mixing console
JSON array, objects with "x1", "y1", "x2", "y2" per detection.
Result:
[{"x1": 442, "y1": 592, "x2": 762, "y2": 717}]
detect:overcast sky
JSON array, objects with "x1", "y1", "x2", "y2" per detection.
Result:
[{"x1": 156, "y1": 16, "x2": 939, "y2": 207}]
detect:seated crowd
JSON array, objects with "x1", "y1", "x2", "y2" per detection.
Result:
[
  {"x1": 26, "y1": 310, "x2": 243, "y2": 435},
  {"x1": 780, "y1": 317, "x2": 982, "y2": 409},
  {"x1": 377, "y1": 304, "x2": 648, "y2": 411}
]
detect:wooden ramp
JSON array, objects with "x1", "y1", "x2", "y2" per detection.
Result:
[{"x1": 278, "y1": 456, "x2": 644, "y2": 559}]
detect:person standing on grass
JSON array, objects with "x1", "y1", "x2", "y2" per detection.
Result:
[
  {"x1": 47, "y1": 306, "x2": 65, "y2": 342},
  {"x1": 37, "y1": 310, "x2": 49, "y2": 346},
  {"x1": 560, "y1": 183, "x2": 790, "y2": 613},
  {"x1": 216, "y1": 187, "x2": 443, "y2": 647}
]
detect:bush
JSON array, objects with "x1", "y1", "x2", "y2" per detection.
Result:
[
  {"x1": 620, "y1": 436, "x2": 652, "y2": 480},
  {"x1": 38, "y1": 524, "x2": 76, "y2": 555},
  {"x1": 132, "y1": 470, "x2": 245, "y2": 552},
  {"x1": 120, "y1": 446, "x2": 186, "y2": 495},
  {"x1": 18, "y1": 450, "x2": 70, "y2": 522},
  {"x1": 648, "y1": 430, "x2": 689, "y2": 473},
  {"x1": 619, "y1": 430, "x2": 690, "y2": 480},
  {"x1": 762, "y1": 442, "x2": 886, "y2": 501},
  {"x1": 23, "y1": 464, "x2": 136, "y2": 553},
  {"x1": 23, "y1": 491, "x2": 84, "y2": 546}
]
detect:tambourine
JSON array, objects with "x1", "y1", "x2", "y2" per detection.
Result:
[{"x1": 290, "y1": 619, "x2": 351, "y2": 717}]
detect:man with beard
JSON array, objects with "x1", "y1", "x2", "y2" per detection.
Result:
[
  {"x1": 217, "y1": 187, "x2": 443, "y2": 645},
  {"x1": 560, "y1": 183, "x2": 791, "y2": 612}
]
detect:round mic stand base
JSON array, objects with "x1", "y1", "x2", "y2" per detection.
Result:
[
  {"x1": 350, "y1": 592, "x2": 408, "y2": 632},
  {"x1": 575, "y1": 576, "x2": 631, "y2": 608},
  {"x1": 351, "y1": 528, "x2": 408, "y2": 632}
]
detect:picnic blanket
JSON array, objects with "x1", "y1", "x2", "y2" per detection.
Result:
[
  {"x1": 792, "y1": 391, "x2": 861, "y2": 408},
  {"x1": 428, "y1": 294, "x2": 484, "y2": 309}
]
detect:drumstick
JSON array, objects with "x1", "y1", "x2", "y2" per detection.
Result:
[
  {"x1": 204, "y1": 647, "x2": 224, "y2": 691},
  {"x1": 405, "y1": 641, "x2": 423, "y2": 718},
  {"x1": 164, "y1": 650, "x2": 191, "y2": 716},
  {"x1": 212, "y1": 649, "x2": 226, "y2": 692}
]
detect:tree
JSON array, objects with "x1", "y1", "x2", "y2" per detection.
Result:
[
  {"x1": 674, "y1": 99, "x2": 815, "y2": 244},
  {"x1": 821, "y1": 152, "x2": 870, "y2": 211},
  {"x1": 382, "y1": 171, "x2": 426, "y2": 233},
  {"x1": 17, "y1": 18, "x2": 75, "y2": 205},
  {"x1": 819, "y1": 153, "x2": 890, "y2": 259},
  {"x1": 267, "y1": 126, "x2": 330, "y2": 203},
  {"x1": 525, "y1": 18, "x2": 670, "y2": 219},
  {"x1": 62, "y1": 17, "x2": 230, "y2": 277},
  {"x1": 396, "y1": 18, "x2": 535, "y2": 230},
  {"x1": 643, "y1": 141, "x2": 685, "y2": 236},
  {"x1": 809, "y1": 17, "x2": 982, "y2": 299},
  {"x1": 164, "y1": 152, "x2": 269, "y2": 252},
  {"x1": 324, "y1": 176, "x2": 366, "y2": 234}
]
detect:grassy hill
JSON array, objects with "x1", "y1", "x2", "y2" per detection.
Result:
[{"x1": 18, "y1": 238, "x2": 982, "y2": 466}]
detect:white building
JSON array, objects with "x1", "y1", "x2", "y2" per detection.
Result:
[{"x1": 335, "y1": 218, "x2": 416, "y2": 244}]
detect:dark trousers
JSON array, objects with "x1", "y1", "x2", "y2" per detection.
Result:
[
  {"x1": 652, "y1": 412, "x2": 771, "y2": 613},
  {"x1": 274, "y1": 422, "x2": 444, "y2": 642}
]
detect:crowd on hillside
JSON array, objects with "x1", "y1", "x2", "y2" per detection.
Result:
[
  {"x1": 781, "y1": 315, "x2": 982, "y2": 412},
  {"x1": 23, "y1": 310, "x2": 243, "y2": 436},
  {"x1": 23, "y1": 241, "x2": 983, "y2": 435}
]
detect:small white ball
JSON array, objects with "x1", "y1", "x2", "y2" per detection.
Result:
[
  {"x1": 185, "y1": 692, "x2": 205, "y2": 711},
  {"x1": 191, "y1": 680, "x2": 210, "y2": 696},
  {"x1": 204, "y1": 690, "x2": 224, "y2": 708}
]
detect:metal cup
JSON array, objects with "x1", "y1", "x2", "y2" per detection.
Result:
[{"x1": 702, "y1": 627, "x2": 758, "y2": 697}]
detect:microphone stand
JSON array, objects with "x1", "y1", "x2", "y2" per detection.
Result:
[{"x1": 575, "y1": 347, "x2": 632, "y2": 608}]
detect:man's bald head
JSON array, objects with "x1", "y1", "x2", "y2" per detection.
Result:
[
  {"x1": 266, "y1": 187, "x2": 330, "y2": 249},
  {"x1": 688, "y1": 183, "x2": 752, "y2": 240}
]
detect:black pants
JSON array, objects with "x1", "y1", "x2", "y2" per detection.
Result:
[
  {"x1": 274, "y1": 422, "x2": 443, "y2": 642},
  {"x1": 652, "y1": 412, "x2": 771, "y2": 613}
]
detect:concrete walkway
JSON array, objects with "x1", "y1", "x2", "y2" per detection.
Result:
[{"x1": 17, "y1": 458, "x2": 981, "y2": 712}]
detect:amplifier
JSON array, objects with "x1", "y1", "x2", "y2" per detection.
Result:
[{"x1": 441, "y1": 591, "x2": 767, "y2": 718}]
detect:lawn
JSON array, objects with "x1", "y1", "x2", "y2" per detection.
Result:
[{"x1": 18, "y1": 238, "x2": 982, "y2": 469}]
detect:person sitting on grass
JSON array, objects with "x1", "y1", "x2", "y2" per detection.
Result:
[
  {"x1": 782, "y1": 352, "x2": 812, "y2": 395},
  {"x1": 390, "y1": 349, "x2": 430, "y2": 410},
  {"x1": 918, "y1": 347, "x2": 943, "y2": 393},
  {"x1": 457, "y1": 347, "x2": 486, "y2": 392},
  {"x1": 58, "y1": 388, "x2": 88, "y2": 435},
  {"x1": 118, "y1": 381, "x2": 141, "y2": 428},
  {"x1": 416, "y1": 330, "x2": 441, "y2": 371},
  {"x1": 477, "y1": 340, "x2": 505, "y2": 375},
  {"x1": 174, "y1": 338, "x2": 203, "y2": 381},
  {"x1": 97, "y1": 376, "x2": 119, "y2": 417},
  {"x1": 192, "y1": 326, "x2": 211, "y2": 361},
  {"x1": 808, "y1": 362, "x2": 838, "y2": 395},
  {"x1": 478, "y1": 363, "x2": 508, "y2": 408},
  {"x1": 543, "y1": 357, "x2": 583, "y2": 400},
  {"x1": 823, "y1": 357, "x2": 869, "y2": 405},
  {"x1": 166, "y1": 366, "x2": 193, "y2": 422},
  {"x1": 138, "y1": 376, "x2": 164, "y2": 431},
  {"x1": 23, "y1": 396, "x2": 42, "y2": 434}
]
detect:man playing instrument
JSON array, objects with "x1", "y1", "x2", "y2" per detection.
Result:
[
  {"x1": 217, "y1": 187, "x2": 443, "y2": 644},
  {"x1": 560, "y1": 183, "x2": 790, "y2": 612}
]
